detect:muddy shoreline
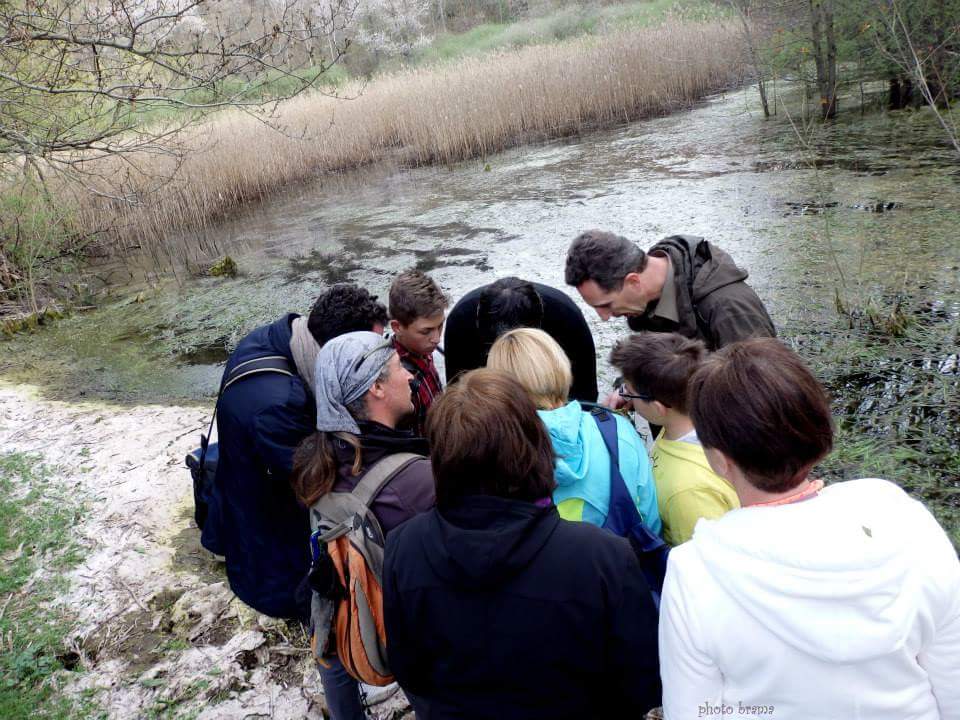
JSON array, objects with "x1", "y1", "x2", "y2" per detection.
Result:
[{"x1": 1, "y1": 384, "x2": 413, "y2": 719}]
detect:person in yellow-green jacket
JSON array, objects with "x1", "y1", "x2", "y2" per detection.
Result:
[{"x1": 610, "y1": 332, "x2": 738, "y2": 545}]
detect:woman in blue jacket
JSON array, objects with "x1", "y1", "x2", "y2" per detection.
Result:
[{"x1": 488, "y1": 328, "x2": 661, "y2": 534}]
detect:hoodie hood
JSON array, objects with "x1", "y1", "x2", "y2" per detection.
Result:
[
  {"x1": 653, "y1": 235, "x2": 749, "y2": 301},
  {"x1": 424, "y1": 496, "x2": 560, "y2": 590},
  {"x1": 538, "y1": 401, "x2": 589, "y2": 487},
  {"x1": 690, "y1": 478, "x2": 930, "y2": 663}
]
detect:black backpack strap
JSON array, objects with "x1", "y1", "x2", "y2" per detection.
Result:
[
  {"x1": 223, "y1": 355, "x2": 294, "y2": 391},
  {"x1": 198, "y1": 355, "x2": 295, "y2": 474}
]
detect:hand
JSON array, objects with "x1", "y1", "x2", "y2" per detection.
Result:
[{"x1": 601, "y1": 390, "x2": 628, "y2": 410}]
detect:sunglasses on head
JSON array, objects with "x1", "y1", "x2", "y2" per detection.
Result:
[
  {"x1": 352, "y1": 339, "x2": 395, "y2": 373},
  {"x1": 618, "y1": 384, "x2": 654, "y2": 402}
]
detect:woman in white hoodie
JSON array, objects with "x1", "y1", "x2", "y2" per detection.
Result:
[{"x1": 660, "y1": 338, "x2": 960, "y2": 720}]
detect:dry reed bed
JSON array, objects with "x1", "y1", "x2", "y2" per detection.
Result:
[{"x1": 69, "y1": 21, "x2": 744, "y2": 252}]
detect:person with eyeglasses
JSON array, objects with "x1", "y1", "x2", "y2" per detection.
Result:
[{"x1": 610, "y1": 332, "x2": 739, "y2": 546}]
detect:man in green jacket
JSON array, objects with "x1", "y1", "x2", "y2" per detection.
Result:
[{"x1": 564, "y1": 230, "x2": 775, "y2": 350}]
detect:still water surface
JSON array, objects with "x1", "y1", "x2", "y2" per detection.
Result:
[{"x1": 5, "y1": 86, "x2": 959, "y2": 412}]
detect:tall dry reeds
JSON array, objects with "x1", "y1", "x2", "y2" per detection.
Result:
[{"x1": 68, "y1": 20, "x2": 744, "y2": 255}]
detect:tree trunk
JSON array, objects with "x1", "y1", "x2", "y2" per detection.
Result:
[
  {"x1": 824, "y1": 0, "x2": 838, "y2": 117},
  {"x1": 930, "y1": 0, "x2": 948, "y2": 106},
  {"x1": 731, "y1": 3, "x2": 770, "y2": 118},
  {"x1": 889, "y1": 75, "x2": 922, "y2": 110},
  {"x1": 809, "y1": 0, "x2": 837, "y2": 120}
]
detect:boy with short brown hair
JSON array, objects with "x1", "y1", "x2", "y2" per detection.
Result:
[
  {"x1": 388, "y1": 269, "x2": 449, "y2": 435},
  {"x1": 610, "y1": 332, "x2": 739, "y2": 545}
]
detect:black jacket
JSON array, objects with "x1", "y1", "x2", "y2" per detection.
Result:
[
  {"x1": 202, "y1": 314, "x2": 314, "y2": 620},
  {"x1": 383, "y1": 496, "x2": 662, "y2": 719},
  {"x1": 443, "y1": 282, "x2": 598, "y2": 403},
  {"x1": 628, "y1": 235, "x2": 776, "y2": 350}
]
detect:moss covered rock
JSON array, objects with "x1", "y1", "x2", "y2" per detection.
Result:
[
  {"x1": 1, "y1": 305, "x2": 65, "y2": 337},
  {"x1": 208, "y1": 256, "x2": 238, "y2": 278}
]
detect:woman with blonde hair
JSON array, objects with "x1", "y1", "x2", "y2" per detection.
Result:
[{"x1": 488, "y1": 327, "x2": 660, "y2": 534}]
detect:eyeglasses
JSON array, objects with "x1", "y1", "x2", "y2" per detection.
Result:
[
  {"x1": 353, "y1": 338, "x2": 395, "y2": 373},
  {"x1": 618, "y1": 384, "x2": 654, "y2": 402}
]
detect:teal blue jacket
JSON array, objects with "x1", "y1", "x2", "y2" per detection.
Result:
[{"x1": 538, "y1": 401, "x2": 661, "y2": 534}]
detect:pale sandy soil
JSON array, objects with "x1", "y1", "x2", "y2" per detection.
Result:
[{"x1": 0, "y1": 383, "x2": 410, "y2": 719}]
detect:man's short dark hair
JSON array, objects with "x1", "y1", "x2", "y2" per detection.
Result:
[
  {"x1": 307, "y1": 284, "x2": 388, "y2": 345},
  {"x1": 426, "y1": 369, "x2": 556, "y2": 508},
  {"x1": 688, "y1": 339, "x2": 834, "y2": 494},
  {"x1": 389, "y1": 269, "x2": 449, "y2": 326},
  {"x1": 564, "y1": 230, "x2": 647, "y2": 291},
  {"x1": 609, "y1": 332, "x2": 706, "y2": 414},
  {"x1": 476, "y1": 277, "x2": 544, "y2": 345}
]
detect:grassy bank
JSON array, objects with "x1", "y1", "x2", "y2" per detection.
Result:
[
  {"x1": 796, "y1": 306, "x2": 960, "y2": 548},
  {"x1": 407, "y1": 0, "x2": 725, "y2": 66},
  {"x1": 0, "y1": 452, "x2": 94, "y2": 718},
  {"x1": 61, "y1": 19, "x2": 742, "y2": 262}
]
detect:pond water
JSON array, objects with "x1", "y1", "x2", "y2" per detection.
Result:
[{"x1": 3, "y1": 86, "x2": 959, "y2": 506}]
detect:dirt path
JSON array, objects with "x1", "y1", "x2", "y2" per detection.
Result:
[{"x1": 0, "y1": 383, "x2": 410, "y2": 719}]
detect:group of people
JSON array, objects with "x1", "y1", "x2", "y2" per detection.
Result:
[{"x1": 199, "y1": 230, "x2": 960, "y2": 720}]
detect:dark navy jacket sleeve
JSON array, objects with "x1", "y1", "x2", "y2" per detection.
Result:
[
  {"x1": 537, "y1": 283, "x2": 599, "y2": 403},
  {"x1": 383, "y1": 519, "x2": 430, "y2": 697},
  {"x1": 443, "y1": 290, "x2": 482, "y2": 385}
]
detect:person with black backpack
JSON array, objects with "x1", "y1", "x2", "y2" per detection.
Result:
[
  {"x1": 292, "y1": 331, "x2": 434, "y2": 720},
  {"x1": 195, "y1": 284, "x2": 389, "y2": 622}
]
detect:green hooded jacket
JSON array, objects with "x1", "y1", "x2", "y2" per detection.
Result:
[{"x1": 627, "y1": 234, "x2": 775, "y2": 349}]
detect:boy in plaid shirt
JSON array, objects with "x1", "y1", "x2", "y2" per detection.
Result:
[{"x1": 389, "y1": 269, "x2": 449, "y2": 436}]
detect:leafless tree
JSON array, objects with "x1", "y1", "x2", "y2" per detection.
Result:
[
  {"x1": 726, "y1": 0, "x2": 772, "y2": 116},
  {"x1": 869, "y1": 0, "x2": 960, "y2": 156},
  {"x1": 0, "y1": 0, "x2": 360, "y2": 187}
]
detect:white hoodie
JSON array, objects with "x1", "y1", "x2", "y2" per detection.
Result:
[{"x1": 660, "y1": 478, "x2": 960, "y2": 720}]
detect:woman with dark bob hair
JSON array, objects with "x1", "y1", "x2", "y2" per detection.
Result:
[
  {"x1": 660, "y1": 338, "x2": 960, "y2": 720},
  {"x1": 383, "y1": 369, "x2": 662, "y2": 719}
]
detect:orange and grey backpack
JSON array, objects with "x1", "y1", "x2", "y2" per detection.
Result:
[{"x1": 306, "y1": 452, "x2": 422, "y2": 685}]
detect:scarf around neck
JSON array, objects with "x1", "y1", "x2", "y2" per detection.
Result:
[{"x1": 290, "y1": 315, "x2": 321, "y2": 396}]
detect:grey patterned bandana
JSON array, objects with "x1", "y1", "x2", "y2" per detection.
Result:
[{"x1": 314, "y1": 331, "x2": 395, "y2": 434}]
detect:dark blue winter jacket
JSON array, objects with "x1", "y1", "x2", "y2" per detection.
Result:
[{"x1": 201, "y1": 314, "x2": 314, "y2": 620}]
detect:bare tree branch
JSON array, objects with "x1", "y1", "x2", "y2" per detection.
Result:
[{"x1": 1, "y1": 0, "x2": 360, "y2": 183}]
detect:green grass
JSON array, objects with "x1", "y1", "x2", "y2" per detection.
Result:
[
  {"x1": 820, "y1": 427, "x2": 960, "y2": 549},
  {"x1": 131, "y1": 62, "x2": 352, "y2": 126},
  {"x1": 794, "y1": 304, "x2": 960, "y2": 550},
  {"x1": 0, "y1": 452, "x2": 93, "y2": 719},
  {"x1": 408, "y1": 0, "x2": 726, "y2": 67}
]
